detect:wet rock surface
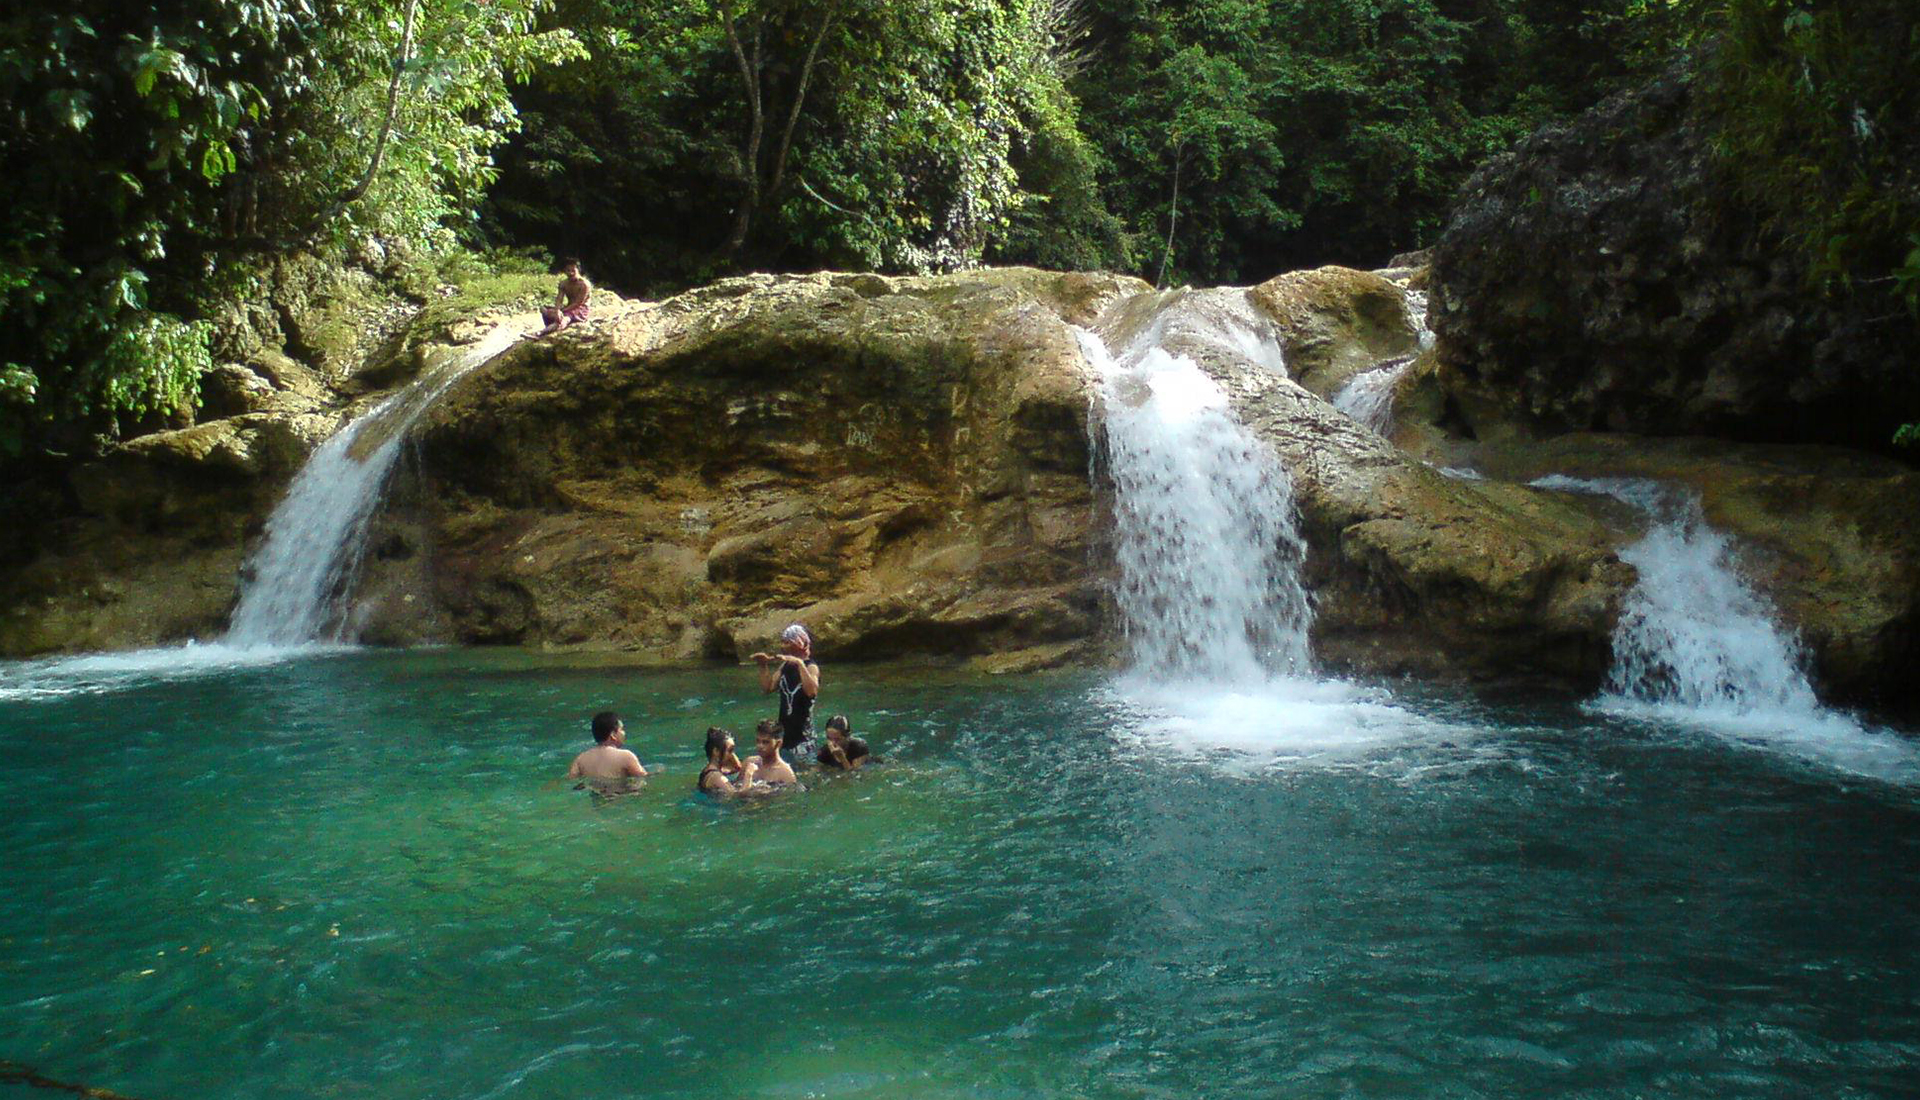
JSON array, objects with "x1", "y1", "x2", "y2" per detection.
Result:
[
  {"x1": 1467, "y1": 433, "x2": 1920, "y2": 705},
  {"x1": 6, "y1": 261, "x2": 1912, "y2": 709},
  {"x1": 1089, "y1": 287, "x2": 1631, "y2": 690}
]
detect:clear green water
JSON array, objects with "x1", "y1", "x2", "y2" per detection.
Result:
[{"x1": 2, "y1": 649, "x2": 1917, "y2": 1099}]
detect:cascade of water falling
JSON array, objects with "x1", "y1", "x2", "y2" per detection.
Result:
[
  {"x1": 1077, "y1": 319, "x2": 1311, "y2": 684},
  {"x1": 1543, "y1": 477, "x2": 1819, "y2": 711},
  {"x1": 227, "y1": 325, "x2": 522, "y2": 647},
  {"x1": 1534, "y1": 475, "x2": 1917, "y2": 780},
  {"x1": 1078, "y1": 297, "x2": 1471, "y2": 764},
  {"x1": 1330, "y1": 287, "x2": 1431, "y2": 435},
  {"x1": 1331, "y1": 355, "x2": 1414, "y2": 435}
]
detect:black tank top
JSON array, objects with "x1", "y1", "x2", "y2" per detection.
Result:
[
  {"x1": 698, "y1": 764, "x2": 727, "y2": 794},
  {"x1": 777, "y1": 661, "x2": 816, "y2": 748}
]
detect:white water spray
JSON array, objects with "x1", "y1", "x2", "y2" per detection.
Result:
[
  {"x1": 227, "y1": 325, "x2": 522, "y2": 647},
  {"x1": 1079, "y1": 297, "x2": 1467, "y2": 764},
  {"x1": 1330, "y1": 287, "x2": 1431, "y2": 435},
  {"x1": 1332, "y1": 355, "x2": 1414, "y2": 435},
  {"x1": 1535, "y1": 475, "x2": 1917, "y2": 781},
  {"x1": 1079, "y1": 324, "x2": 1311, "y2": 682}
]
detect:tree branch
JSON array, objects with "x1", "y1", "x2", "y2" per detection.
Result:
[
  {"x1": 209, "y1": 0, "x2": 419, "y2": 253},
  {"x1": 717, "y1": 0, "x2": 767, "y2": 254},
  {"x1": 766, "y1": 1, "x2": 840, "y2": 201}
]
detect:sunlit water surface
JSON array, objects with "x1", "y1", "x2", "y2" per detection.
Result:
[{"x1": 2, "y1": 650, "x2": 1917, "y2": 1099}]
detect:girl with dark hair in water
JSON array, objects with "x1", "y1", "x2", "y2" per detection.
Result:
[
  {"x1": 697, "y1": 727, "x2": 743, "y2": 796},
  {"x1": 816, "y1": 714, "x2": 871, "y2": 770}
]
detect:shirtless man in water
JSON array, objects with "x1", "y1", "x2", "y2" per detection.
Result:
[
  {"x1": 738, "y1": 719, "x2": 796, "y2": 788},
  {"x1": 536, "y1": 259, "x2": 592, "y2": 337},
  {"x1": 567, "y1": 711, "x2": 647, "y2": 781}
]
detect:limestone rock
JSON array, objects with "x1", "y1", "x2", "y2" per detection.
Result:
[
  {"x1": 198, "y1": 364, "x2": 278, "y2": 418},
  {"x1": 371, "y1": 267, "x2": 1141, "y2": 661},
  {"x1": 1091, "y1": 288, "x2": 1631, "y2": 689},
  {"x1": 1467, "y1": 433, "x2": 1920, "y2": 704},
  {"x1": 1427, "y1": 58, "x2": 1919, "y2": 450},
  {"x1": 1248, "y1": 266, "x2": 1418, "y2": 399}
]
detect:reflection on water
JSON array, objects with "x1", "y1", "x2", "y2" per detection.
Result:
[{"x1": 0, "y1": 651, "x2": 1916, "y2": 1100}]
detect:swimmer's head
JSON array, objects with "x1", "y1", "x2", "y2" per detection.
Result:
[
  {"x1": 824, "y1": 714, "x2": 851, "y2": 745},
  {"x1": 780, "y1": 623, "x2": 811, "y2": 654},
  {"x1": 591, "y1": 711, "x2": 623, "y2": 744},
  {"x1": 754, "y1": 718, "x2": 782, "y2": 755},
  {"x1": 704, "y1": 726, "x2": 734, "y2": 762}
]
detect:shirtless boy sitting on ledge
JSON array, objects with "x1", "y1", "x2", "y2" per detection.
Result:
[{"x1": 536, "y1": 259, "x2": 591, "y2": 338}]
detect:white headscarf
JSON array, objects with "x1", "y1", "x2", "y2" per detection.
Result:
[{"x1": 781, "y1": 623, "x2": 811, "y2": 648}]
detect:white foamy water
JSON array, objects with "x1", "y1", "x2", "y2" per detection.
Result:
[
  {"x1": 0, "y1": 642, "x2": 347, "y2": 701},
  {"x1": 1080, "y1": 299, "x2": 1464, "y2": 765},
  {"x1": 1080, "y1": 324, "x2": 1311, "y2": 682},
  {"x1": 227, "y1": 325, "x2": 522, "y2": 646},
  {"x1": 1331, "y1": 356, "x2": 1414, "y2": 435},
  {"x1": 1099, "y1": 676, "x2": 1468, "y2": 773},
  {"x1": 1534, "y1": 475, "x2": 1918, "y2": 782},
  {"x1": 1329, "y1": 286, "x2": 1430, "y2": 435}
]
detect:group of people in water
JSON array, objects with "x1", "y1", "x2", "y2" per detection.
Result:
[{"x1": 565, "y1": 624, "x2": 873, "y2": 797}]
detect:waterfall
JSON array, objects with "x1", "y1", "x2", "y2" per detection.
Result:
[
  {"x1": 1544, "y1": 477, "x2": 1817, "y2": 711},
  {"x1": 1330, "y1": 287, "x2": 1431, "y2": 435},
  {"x1": 1078, "y1": 323, "x2": 1311, "y2": 682},
  {"x1": 1078, "y1": 296, "x2": 1462, "y2": 764},
  {"x1": 1331, "y1": 355, "x2": 1414, "y2": 435},
  {"x1": 1534, "y1": 476, "x2": 1916, "y2": 781},
  {"x1": 227, "y1": 325, "x2": 522, "y2": 647}
]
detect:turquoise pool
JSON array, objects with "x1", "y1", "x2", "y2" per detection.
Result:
[{"x1": 2, "y1": 649, "x2": 1916, "y2": 1099}]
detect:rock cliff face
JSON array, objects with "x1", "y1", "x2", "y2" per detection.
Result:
[
  {"x1": 1427, "y1": 60, "x2": 1920, "y2": 451},
  {"x1": 1089, "y1": 286, "x2": 1629, "y2": 688},
  {"x1": 0, "y1": 253, "x2": 548, "y2": 659},
  {"x1": 1467, "y1": 434, "x2": 1920, "y2": 704},
  {"x1": 339, "y1": 266, "x2": 1631, "y2": 687},
  {"x1": 357, "y1": 269, "x2": 1139, "y2": 672},
  {"x1": 6, "y1": 260, "x2": 1912, "y2": 708}
]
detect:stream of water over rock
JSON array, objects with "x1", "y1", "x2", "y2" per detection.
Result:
[
  {"x1": 1078, "y1": 291, "x2": 1451, "y2": 763},
  {"x1": 226, "y1": 324, "x2": 522, "y2": 647},
  {"x1": 1534, "y1": 476, "x2": 1918, "y2": 781},
  {"x1": 1, "y1": 284, "x2": 1917, "y2": 1100}
]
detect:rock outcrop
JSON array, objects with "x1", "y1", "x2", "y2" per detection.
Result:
[
  {"x1": 355, "y1": 269, "x2": 1144, "y2": 671},
  {"x1": 0, "y1": 255, "x2": 553, "y2": 660},
  {"x1": 1089, "y1": 285, "x2": 1630, "y2": 688},
  {"x1": 339, "y1": 267, "x2": 1632, "y2": 688},
  {"x1": 1427, "y1": 59, "x2": 1920, "y2": 451},
  {"x1": 7, "y1": 259, "x2": 1912, "y2": 709},
  {"x1": 1468, "y1": 433, "x2": 1920, "y2": 705}
]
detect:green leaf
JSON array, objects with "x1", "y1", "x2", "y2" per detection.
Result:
[{"x1": 45, "y1": 89, "x2": 94, "y2": 132}]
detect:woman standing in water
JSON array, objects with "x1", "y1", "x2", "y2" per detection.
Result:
[{"x1": 752, "y1": 623, "x2": 820, "y2": 757}]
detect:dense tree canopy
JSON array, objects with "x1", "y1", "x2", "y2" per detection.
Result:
[
  {"x1": 2, "y1": 0, "x2": 1913, "y2": 453},
  {"x1": 0, "y1": 0, "x2": 579, "y2": 454}
]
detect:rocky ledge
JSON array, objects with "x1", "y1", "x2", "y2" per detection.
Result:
[{"x1": 5, "y1": 264, "x2": 1912, "y2": 708}]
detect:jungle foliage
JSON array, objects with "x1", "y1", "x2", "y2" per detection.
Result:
[
  {"x1": 0, "y1": 0, "x2": 580, "y2": 455},
  {"x1": 3, "y1": 0, "x2": 1915, "y2": 452},
  {"x1": 489, "y1": 0, "x2": 1699, "y2": 290}
]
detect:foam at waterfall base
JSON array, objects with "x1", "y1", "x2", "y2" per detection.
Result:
[
  {"x1": 0, "y1": 641, "x2": 350, "y2": 701},
  {"x1": 1590, "y1": 695, "x2": 1920, "y2": 785},
  {"x1": 1100, "y1": 674, "x2": 1467, "y2": 772}
]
